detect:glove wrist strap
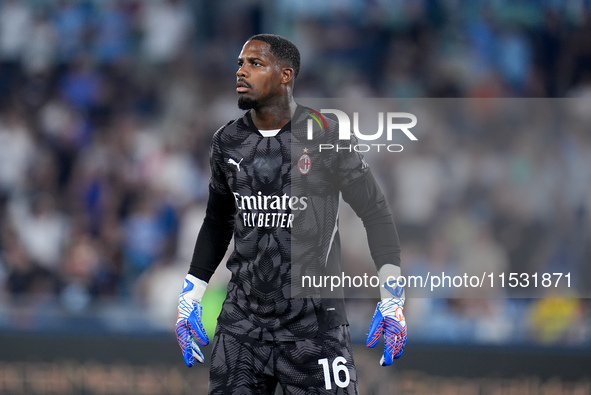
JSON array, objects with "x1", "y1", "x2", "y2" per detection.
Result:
[
  {"x1": 181, "y1": 274, "x2": 208, "y2": 303},
  {"x1": 378, "y1": 264, "x2": 405, "y2": 302}
]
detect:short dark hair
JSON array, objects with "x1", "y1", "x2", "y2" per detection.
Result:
[{"x1": 248, "y1": 34, "x2": 300, "y2": 78}]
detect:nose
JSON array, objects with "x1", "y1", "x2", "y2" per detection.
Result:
[{"x1": 237, "y1": 64, "x2": 247, "y2": 78}]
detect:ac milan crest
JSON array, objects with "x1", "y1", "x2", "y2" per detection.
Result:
[{"x1": 298, "y1": 152, "x2": 311, "y2": 175}]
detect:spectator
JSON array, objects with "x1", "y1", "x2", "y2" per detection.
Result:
[
  {"x1": 138, "y1": 0, "x2": 194, "y2": 65},
  {"x1": 0, "y1": 107, "x2": 35, "y2": 196},
  {"x1": 93, "y1": 0, "x2": 132, "y2": 64},
  {"x1": 121, "y1": 194, "x2": 168, "y2": 298},
  {"x1": 10, "y1": 192, "x2": 70, "y2": 277},
  {"x1": 0, "y1": 0, "x2": 32, "y2": 94},
  {"x1": 53, "y1": 0, "x2": 88, "y2": 63}
]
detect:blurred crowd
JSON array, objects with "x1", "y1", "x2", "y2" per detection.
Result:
[{"x1": 0, "y1": 0, "x2": 590, "y2": 346}]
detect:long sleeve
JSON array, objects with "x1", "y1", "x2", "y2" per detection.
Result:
[
  {"x1": 340, "y1": 169, "x2": 401, "y2": 269},
  {"x1": 188, "y1": 186, "x2": 236, "y2": 282},
  {"x1": 188, "y1": 128, "x2": 236, "y2": 282}
]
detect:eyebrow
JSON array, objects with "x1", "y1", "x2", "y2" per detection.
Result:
[{"x1": 238, "y1": 56, "x2": 266, "y2": 63}]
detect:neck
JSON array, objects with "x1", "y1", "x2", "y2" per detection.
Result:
[{"x1": 251, "y1": 97, "x2": 297, "y2": 130}]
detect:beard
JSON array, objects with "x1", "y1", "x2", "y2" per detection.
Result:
[{"x1": 238, "y1": 96, "x2": 259, "y2": 110}]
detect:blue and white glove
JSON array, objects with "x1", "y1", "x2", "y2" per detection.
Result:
[
  {"x1": 175, "y1": 274, "x2": 209, "y2": 367},
  {"x1": 366, "y1": 264, "x2": 407, "y2": 366}
]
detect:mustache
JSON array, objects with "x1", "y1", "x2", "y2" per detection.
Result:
[{"x1": 236, "y1": 79, "x2": 252, "y2": 88}]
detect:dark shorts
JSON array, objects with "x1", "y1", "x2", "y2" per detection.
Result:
[{"x1": 208, "y1": 325, "x2": 359, "y2": 395}]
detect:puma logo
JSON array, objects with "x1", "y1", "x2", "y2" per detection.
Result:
[{"x1": 228, "y1": 158, "x2": 243, "y2": 172}]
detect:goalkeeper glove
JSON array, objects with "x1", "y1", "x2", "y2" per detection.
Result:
[
  {"x1": 175, "y1": 274, "x2": 209, "y2": 367},
  {"x1": 366, "y1": 264, "x2": 407, "y2": 366}
]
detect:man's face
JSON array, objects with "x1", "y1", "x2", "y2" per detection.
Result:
[{"x1": 236, "y1": 40, "x2": 284, "y2": 110}]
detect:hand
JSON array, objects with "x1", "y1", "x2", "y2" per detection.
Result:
[
  {"x1": 366, "y1": 298, "x2": 407, "y2": 365},
  {"x1": 175, "y1": 275, "x2": 209, "y2": 367}
]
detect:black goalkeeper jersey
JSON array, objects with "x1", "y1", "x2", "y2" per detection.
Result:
[{"x1": 190, "y1": 104, "x2": 400, "y2": 341}]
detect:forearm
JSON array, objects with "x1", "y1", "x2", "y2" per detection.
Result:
[
  {"x1": 341, "y1": 170, "x2": 401, "y2": 269},
  {"x1": 188, "y1": 187, "x2": 236, "y2": 282}
]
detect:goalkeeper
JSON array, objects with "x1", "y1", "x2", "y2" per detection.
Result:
[{"x1": 175, "y1": 34, "x2": 406, "y2": 394}]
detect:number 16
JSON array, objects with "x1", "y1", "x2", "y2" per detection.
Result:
[{"x1": 318, "y1": 357, "x2": 350, "y2": 390}]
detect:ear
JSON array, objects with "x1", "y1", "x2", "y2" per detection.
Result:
[{"x1": 281, "y1": 67, "x2": 294, "y2": 85}]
